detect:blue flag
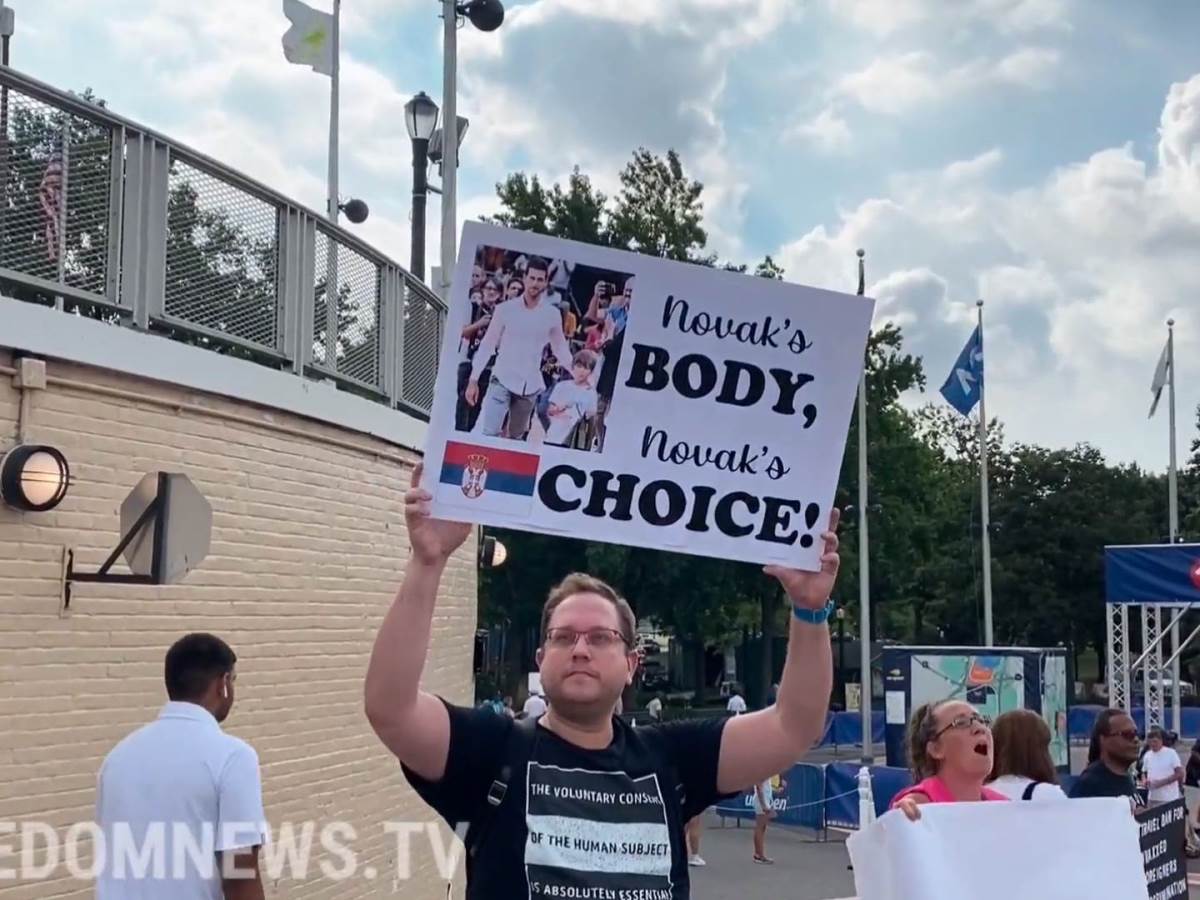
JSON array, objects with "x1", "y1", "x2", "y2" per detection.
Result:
[{"x1": 940, "y1": 325, "x2": 984, "y2": 416}]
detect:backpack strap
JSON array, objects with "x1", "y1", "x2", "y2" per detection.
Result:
[
  {"x1": 486, "y1": 715, "x2": 539, "y2": 809},
  {"x1": 1021, "y1": 781, "x2": 1041, "y2": 801},
  {"x1": 465, "y1": 714, "x2": 540, "y2": 869}
]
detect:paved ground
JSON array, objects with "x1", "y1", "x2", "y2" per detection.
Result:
[{"x1": 688, "y1": 810, "x2": 855, "y2": 900}]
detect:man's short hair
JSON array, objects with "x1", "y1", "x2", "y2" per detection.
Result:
[
  {"x1": 165, "y1": 633, "x2": 236, "y2": 701},
  {"x1": 541, "y1": 573, "x2": 635, "y2": 647},
  {"x1": 573, "y1": 349, "x2": 598, "y2": 371},
  {"x1": 526, "y1": 256, "x2": 551, "y2": 276}
]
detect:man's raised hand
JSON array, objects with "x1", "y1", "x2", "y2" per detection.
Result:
[
  {"x1": 405, "y1": 462, "x2": 472, "y2": 567},
  {"x1": 762, "y1": 507, "x2": 841, "y2": 611}
]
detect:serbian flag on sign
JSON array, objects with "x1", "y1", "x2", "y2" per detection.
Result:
[{"x1": 436, "y1": 441, "x2": 540, "y2": 516}]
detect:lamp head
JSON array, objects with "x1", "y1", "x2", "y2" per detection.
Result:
[
  {"x1": 0, "y1": 444, "x2": 70, "y2": 512},
  {"x1": 459, "y1": 0, "x2": 504, "y2": 31},
  {"x1": 340, "y1": 198, "x2": 369, "y2": 224},
  {"x1": 404, "y1": 90, "x2": 440, "y2": 142}
]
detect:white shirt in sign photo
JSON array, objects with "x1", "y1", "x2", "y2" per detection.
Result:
[{"x1": 421, "y1": 221, "x2": 875, "y2": 571}]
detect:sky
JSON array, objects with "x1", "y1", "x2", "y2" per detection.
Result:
[{"x1": 11, "y1": 0, "x2": 1200, "y2": 475}]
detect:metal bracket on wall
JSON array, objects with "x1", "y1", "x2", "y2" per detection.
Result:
[{"x1": 61, "y1": 472, "x2": 170, "y2": 610}]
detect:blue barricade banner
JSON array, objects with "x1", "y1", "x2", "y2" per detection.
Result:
[
  {"x1": 714, "y1": 763, "x2": 826, "y2": 831},
  {"x1": 824, "y1": 763, "x2": 913, "y2": 829}
]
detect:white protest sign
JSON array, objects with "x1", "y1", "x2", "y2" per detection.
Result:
[
  {"x1": 422, "y1": 221, "x2": 874, "y2": 569},
  {"x1": 847, "y1": 799, "x2": 1149, "y2": 900}
]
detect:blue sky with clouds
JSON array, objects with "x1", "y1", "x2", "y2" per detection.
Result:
[{"x1": 11, "y1": 0, "x2": 1200, "y2": 476}]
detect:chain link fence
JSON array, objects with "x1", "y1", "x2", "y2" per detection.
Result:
[
  {"x1": 402, "y1": 285, "x2": 443, "y2": 413},
  {"x1": 312, "y1": 228, "x2": 383, "y2": 392},
  {"x1": 163, "y1": 157, "x2": 280, "y2": 353}
]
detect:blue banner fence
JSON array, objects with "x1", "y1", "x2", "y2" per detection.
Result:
[{"x1": 816, "y1": 705, "x2": 1200, "y2": 752}]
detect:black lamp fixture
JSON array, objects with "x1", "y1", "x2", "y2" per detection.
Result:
[
  {"x1": 458, "y1": 0, "x2": 504, "y2": 31},
  {"x1": 405, "y1": 90, "x2": 440, "y2": 143},
  {"x1": 0, "y1": 443, "x2": 70, "y2": 512},
  {"x1": 338, "y1": 198, "x2": 370, "y2": 224}
]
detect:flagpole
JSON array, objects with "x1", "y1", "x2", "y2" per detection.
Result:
[
  {"x1": 856, "y1": 248, "x2": 873, "y2": 765},
  {"x1": 326, "y1": 0, "x2": 340, "y2": 224},
  {"x1": 977, "y1": 300, "x2": 994, "y2": 646},
  {"x1": 1168, "y1": 318, "x2": 1181, "y2": 733}
]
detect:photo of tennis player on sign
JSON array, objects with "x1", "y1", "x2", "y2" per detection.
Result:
[{"x1": 454, "y1": 244, "x2": 634, "y2": 453}]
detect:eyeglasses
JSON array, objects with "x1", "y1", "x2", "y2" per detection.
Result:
[
  {"x1": 933, "y1": 712, "x2": 991, "y2": 740},
  {"x1": 544, "y1": 627, "x2": 629, "y2": 651}
]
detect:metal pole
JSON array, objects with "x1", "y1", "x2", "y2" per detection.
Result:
[
  {"x1": 837, "y1": 612, "x2": 846, "y2": 709},
  {"x1": 1167, "y1": 319, "x2": 1181, "y2": 734},
  {"x1": 327, "y1": 0, "x2": 340, "y2": 224},
  {"x1": 324, "y1": 0, "x2": 341, "y2": 370},
  {"x1": 410, "y1": 137, "x2": 429, "y2": 281},
  {"x1": 855, "y1": 248, "x2": 873, "y2": 765},
  {"x1": 977, "y1": 300, "x2": 994, "y2": 646},
  {"x1": 440, "y1": 0, "x2": 458, "y2": 299}
]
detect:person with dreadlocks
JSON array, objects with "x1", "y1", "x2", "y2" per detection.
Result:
[
  {"x1": 889, "y1": 699, "x2": 1008, "y2": 820},
  {"x1": 1068, "y1": 708, "x2": 1140, "y2": 803}
]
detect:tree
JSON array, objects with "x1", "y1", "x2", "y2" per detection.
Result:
[
  {"x1": 491, "y1": 168, "x2": 609, "y2": 246},
  {"x1": 607, "y1": 149, "x2": 707, "y2": 262}
]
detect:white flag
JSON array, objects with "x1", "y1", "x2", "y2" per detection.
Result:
[
  {"x1": 281, "y1": 0, "x2": 335, "y2": 76},
  {"x1": 1149, "y1": 337, "x2": 1170, "y2": 418}
]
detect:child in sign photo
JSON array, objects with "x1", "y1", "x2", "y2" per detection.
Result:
[{"x1": 459, "y1": 244, "x2": 633, "y2": 453}]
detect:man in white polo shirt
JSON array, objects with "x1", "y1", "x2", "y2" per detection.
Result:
[
  {"x1": 465, "y1": 255, "x2": 573, "y2": 440},
  {"x1": 94, "y1": 633, "x2": 267, "y2": 899}
]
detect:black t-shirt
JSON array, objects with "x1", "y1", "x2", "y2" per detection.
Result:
[
  {"x1": 1068, "y1": 759, "x2": 1135, "y2": 799},
  {"x1": 403, "y1": 700, "x2": 730, "y2": 900},
  {"x1": 596, "y1": 324, "x2": 626, "y2": 399}
]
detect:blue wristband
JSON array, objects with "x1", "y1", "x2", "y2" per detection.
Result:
[{"x1": 792, "y1": 598, "x2": 835, "y2": 625}]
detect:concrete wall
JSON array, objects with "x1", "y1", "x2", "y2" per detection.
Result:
[{"x1": 0, "y1": 347, "x2": 478, "y2": 898}]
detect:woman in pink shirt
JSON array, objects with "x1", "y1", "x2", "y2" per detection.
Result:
[{"x1": 890, "y1": 699, "x2": 1009, "y2": 820}]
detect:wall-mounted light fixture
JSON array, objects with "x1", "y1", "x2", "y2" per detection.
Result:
[
  {"x1": 0, "y1": 443, "x2": 70, "y2": 512},
  {"x1": 479, "y1": 533, "x2": 508, "y2": 568}
]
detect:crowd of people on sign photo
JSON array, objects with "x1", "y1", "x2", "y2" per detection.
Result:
[{"x1": 454, "y1": 247, "x2": 633, "y2": 452}]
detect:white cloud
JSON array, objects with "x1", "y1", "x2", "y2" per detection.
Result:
[
  {"x1": 836, "y1": 52, "x2": 941, "y2": 114},
  {"x1": 825, "y1": 0, "x2": 1071, "y2": 37},
  {"x1": 787, "y1": 106, "x2": 853, "y2": 153},
  {"x1": 454, "y1": 0, "x2": 792, "y2": 263},
  {"x1": 835, "y1": 48, "x2": 1062, "y2": 115},
  {"x1": 993, "y1": 46, "x2": 1061, "y2": 86},
  {"x1": 776, "y1": 72, "x2": 1200, "y2": 469}
]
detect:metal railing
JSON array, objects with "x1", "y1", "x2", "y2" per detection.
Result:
[{"x1": 0, "y1": 66, "x2": 446, "y2": 418}]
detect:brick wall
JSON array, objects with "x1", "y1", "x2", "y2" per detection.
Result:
[{"x1": 0, "y1": 348, "x2": 478, "y2": 898}]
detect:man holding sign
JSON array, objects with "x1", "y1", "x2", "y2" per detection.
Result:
[{"x1": 364, "y1": 463, "x2": 840, "y2": 900}]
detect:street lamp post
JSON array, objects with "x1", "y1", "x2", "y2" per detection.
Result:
[
  {"x1": 405, "y1": 91, "x2": 440, "y2": 282},
  {"x1": 438, "y1": 0, "x2": 504, "y2": 299}
]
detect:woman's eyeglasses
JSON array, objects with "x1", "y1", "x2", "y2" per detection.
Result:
[
  {"x1": 933, "y1": 712, "x2": 991, "y2": 740},
  {"x1": 544, "y1": 627, "x2": 629, "y2": 651}
]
